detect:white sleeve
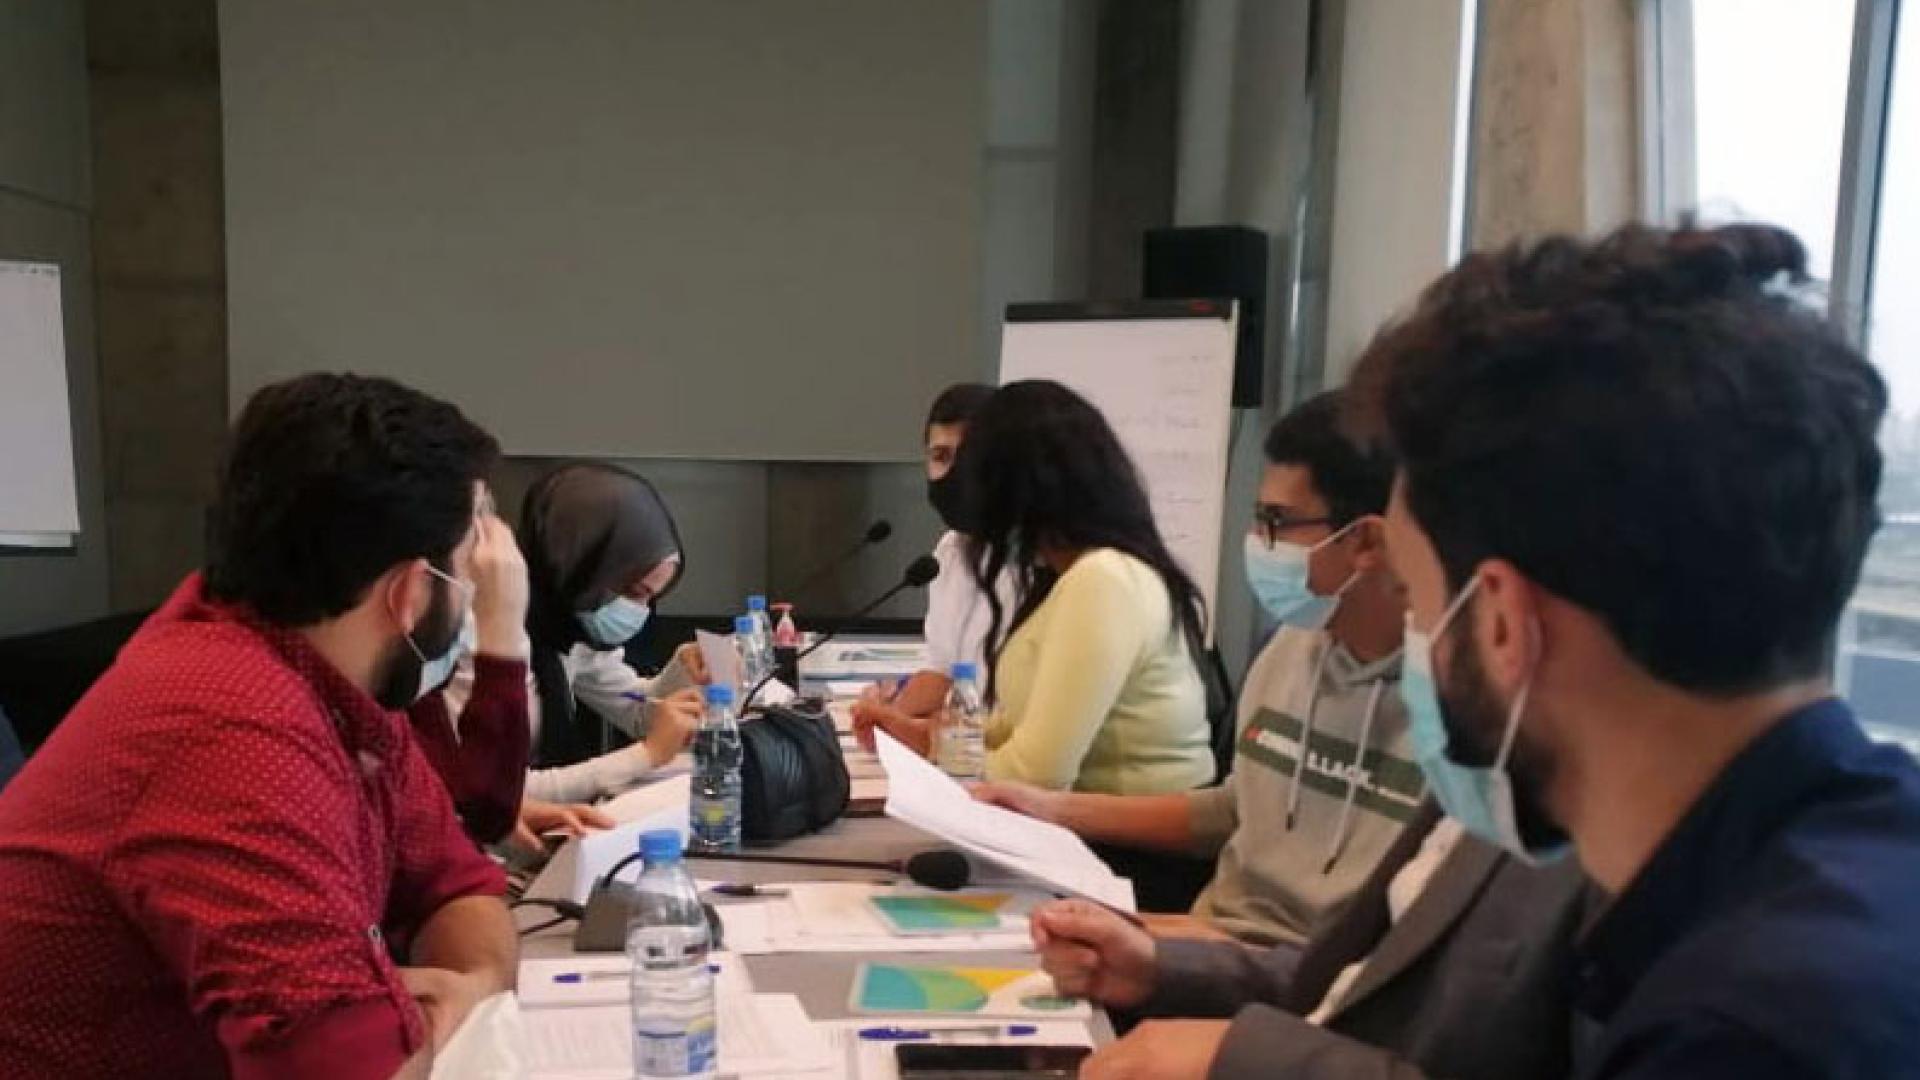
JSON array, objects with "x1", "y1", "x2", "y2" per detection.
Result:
[
  {"x1": 923, "y1": 532, "x2": 974, "y2": 674},
  {"x1": 524, "y1": 749, "x2": 657, "y2": 804},
  {"x1": 565, "y1": 644, "x2": 654, "y2": 739}
]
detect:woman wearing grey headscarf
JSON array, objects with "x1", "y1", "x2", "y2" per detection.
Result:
[{"x1": 439, "y1": 463, "x2": 708, "y2": 813}]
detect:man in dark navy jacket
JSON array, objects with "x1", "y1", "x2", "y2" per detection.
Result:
[{"x1": 1354, "y1": 222, "x2": 1920, "y2": 1079}]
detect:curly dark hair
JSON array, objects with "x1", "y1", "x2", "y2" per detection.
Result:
[
  {"x1": 1350, "y1": 222, "x2": 1886, "y2": 694},
  {"x1": 1264, "y1": 390, "x2": 1394, "y2": 524},
  {"x1": 951, "y1": 379, "x2": 1207, "y2": 700},
  {"x1": 206, "y1": 372, "x2": 500, "y2": 625}
]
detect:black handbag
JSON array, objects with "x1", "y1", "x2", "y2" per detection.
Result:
[{"x1": 738, "y1": 701, "x2": 850, "y2": 847}]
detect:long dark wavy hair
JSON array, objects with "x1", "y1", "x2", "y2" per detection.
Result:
[{"x1": 951, "y1": 380, "x2": 1207, "y2": 701}]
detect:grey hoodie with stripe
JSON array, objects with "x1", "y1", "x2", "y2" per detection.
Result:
[{"x1": 1186, "y1": 626, "x2": 1419, "y2": 946}]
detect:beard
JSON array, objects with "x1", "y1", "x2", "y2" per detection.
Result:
[
  {"x1": 372, "y1": 572, "x2": 462, "y2": 710},
  {"x1": 1441, "y1": 634, "x2": 1569, "y2": 852}
]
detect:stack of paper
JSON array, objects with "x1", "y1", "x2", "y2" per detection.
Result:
[
  {"x1": 521, "y1": 994, "x2": 833, "y2": 1078},
  {"x1": 519, "y1": 952, "x2": 830, "y2": 1078},
  {"x1": 874, "y1": 732, "x2": 1135, "y2": 911}
]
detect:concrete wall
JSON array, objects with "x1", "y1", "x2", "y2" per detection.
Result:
[
  {"x1": 87, "y1": 0, "x2": 228, "y2": 611},
  {"x1": 1470, "y1": 0, "x2": 1640, "y2": 248},
  {"x1": 0, "y1": 1, "x2": 109, "y2": 637}
]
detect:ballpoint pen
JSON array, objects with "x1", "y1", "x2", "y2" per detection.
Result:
[{"x1": 857, "y1": 1024, "x2": 1039, "y2": 1041}]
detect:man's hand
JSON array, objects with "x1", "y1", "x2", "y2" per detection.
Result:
[
  {"x1": 971, "y1": 780, "x2": 1063, "y2": 823},
  {"x1": 672, "y1": 641, "x2": 711, "y2": 685},
  {"x1": 642, "y1": 688, "x2": 702, "y2": 766},
  {"x1": 398, "y1": 966, "x2": 495, "y2": 1051},
  {"x1": 1080, "y1": 1020, "x2": 1230, "y2": 1080},
  {"x1": 1029, "y1": 899, "x2": 1158, "y2": 1010},
  {"x1": 469, "y1": 515, "x2": 530, "y2": 658},
  {"x1": 506, "y1": 797, "x2": 614, "y2": 857},
  {"x1": 850, "y1": 685, "x2": 931, "y2": 755}
]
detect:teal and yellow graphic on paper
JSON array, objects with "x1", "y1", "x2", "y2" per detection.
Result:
[
  {"x1": 850, "y1": 963, "x2": 1091, "y2": 1018},
  {"x1": 868, "y1": 892, "x2": 1012, "y2": 933}
]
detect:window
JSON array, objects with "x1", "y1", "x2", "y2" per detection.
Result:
[
  {"x1": 1842, "y1": 2, "x2": 1920, "y2": 755},
  {"x1": 1687, "y1": 0, "x2": 1858, "y2": 272},
  {"x1": 1650, "y1": 0, "x2": 1918, "y2": 755}
]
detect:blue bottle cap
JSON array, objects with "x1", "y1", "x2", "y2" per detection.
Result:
[
  {"x1": 747, "y1": 595, "x2": 768, "y2": 611},
  {"x1": 950, "y1": 661, "x2": 978, "y2": 681},
  {"x1": 639, "y1": 829, "x2": 682, "y2": 864},
  {"x1": 734, "y1": 615, "x2": 756, "y2": 634},
  {"x1": 705, "y1": 683, "x2": 736, "y2": 706}
]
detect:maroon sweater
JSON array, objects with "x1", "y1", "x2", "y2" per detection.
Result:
[{"x1": 407, "y1": 655, "x2": 532, "y2": 844}]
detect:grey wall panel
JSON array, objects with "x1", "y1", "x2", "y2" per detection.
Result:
[{"x1": 221, "y1": 0, "x2": 987, "y2": 462}]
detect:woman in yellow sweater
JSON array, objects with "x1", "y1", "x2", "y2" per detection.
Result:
[{"x1": 949, "y1": 380, "x2": 1214, "y2": 794}]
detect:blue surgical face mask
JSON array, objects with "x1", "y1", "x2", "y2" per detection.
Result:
[
  {"x1": 1400, "y1": 577, "x2": 1568, "y2": 866},
  {"x1": 416, "y1": 609, "x2": 475, "y2": 701},
  {"x1": 578, "y1": 594, "x2": 652, "y2": 648},
  {"x1": 1243, "y1": 521, "x2": 1356, "y2": 626},
  {"x1": 406, "y1": 566, "x2": 475, "y2": 703}
]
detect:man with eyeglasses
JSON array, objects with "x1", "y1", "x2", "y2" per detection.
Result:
[
  {"x1": 977, "y1": 391, "x2": 1420, "y2": 948},
  {"x1": 0, "y1": 373, "x2": 517, "y2": 1079}
]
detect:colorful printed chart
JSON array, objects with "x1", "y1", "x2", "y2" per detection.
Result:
[
  {"x1": 867, "y1": 893, "x2": 1013, "y2": 934},
  {"x1": 850, "y1": 964, "x2": 1090, "y2": 1019}
]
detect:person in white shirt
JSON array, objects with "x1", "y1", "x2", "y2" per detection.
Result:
[{"x1": 851, "y1": 383, "x2": 1008, "y2": 742}]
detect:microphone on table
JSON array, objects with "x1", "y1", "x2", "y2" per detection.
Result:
[
  {"x1": 743, "y1": 553, "x2": 940, "y2": 711},
  {"x1": 683, "y1": 848, "x2": 972, "y2": 891},
  {"x1": 787, "y1": 519, "x2": 895, "y2": 604},
  {"x1": 573, "y1": 847, "x2": 974, "y2": 951}
]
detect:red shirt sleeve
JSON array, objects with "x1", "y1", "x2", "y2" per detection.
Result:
[
  {"x1": 406, "y1": 657, "x2": 531, "y2": 844},
  {"x1": 104, "y1": 710, "x2": 425, "y2": 1080},
  {"x1": 381, "y1": 727, "x2": 510, "y2": 960}
]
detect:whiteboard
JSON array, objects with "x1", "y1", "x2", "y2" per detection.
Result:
[
  {"x1": 998, "y1": 302, "x2": 1238, "y2": 635},
  {"x1": 0, "y1": 260, "x2": 79, "y2": 545}
]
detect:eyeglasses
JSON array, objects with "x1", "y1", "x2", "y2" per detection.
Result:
[{"x1": 1253, "y1": 505, "x2": 1334, "y2": 549}]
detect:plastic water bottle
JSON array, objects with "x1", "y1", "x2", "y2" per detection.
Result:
[
  {"x1": 936, "y1": 661, "x2": 986, "y2": 780},
  {"x1": 627, "y1": 829, "x2": 716, "y2": 1079},
  {"x1": 733, "y1": 615, "x2": 771, "y2": 692},
  {"x1": 691, "y1": 684, "x2": 743, "y2": 853},
  {"x1": 745, "y1": 594, "x2": 773, "y2": 650}
]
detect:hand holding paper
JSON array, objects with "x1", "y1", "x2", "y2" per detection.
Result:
[{"x1": 873, "y1": 731, "x2": 1134, "y2": 911}]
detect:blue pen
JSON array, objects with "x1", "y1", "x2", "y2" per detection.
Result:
[
  {"x1": 554, "y1": 963, "x2": 719, "y2": 984},
  {"x1": 857, "y1": 1024, "x2": 1038, "y2": 1041}
]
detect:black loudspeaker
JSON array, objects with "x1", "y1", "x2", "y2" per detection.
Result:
[{"x1": 1142, "y1": 226, "x2": 1269, "y2": 408}]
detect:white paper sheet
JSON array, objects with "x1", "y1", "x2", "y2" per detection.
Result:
[
  {"x1": 522, "y1": 993, "x2": 832, "y2": 1078},
  {"x1": 431, "y1": 992, "x2": 527, "y2": 1080},
  {"x1": 696, "y1": 629, "x2": 742, "y2": 692},
  {"x1": 573, "y1": 775, "x2": 691, "y2": 902},
  {"x1": 874, "y1": 732, "x2": 1135, "y2": 911}
]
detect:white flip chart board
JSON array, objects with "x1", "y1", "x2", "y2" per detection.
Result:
[
  {"x1": 0, "y1": 260, "x2": 79, "y2": 547},
  {"x1": 998, "y1": 301, "x2": 1238, "y2": 636}
]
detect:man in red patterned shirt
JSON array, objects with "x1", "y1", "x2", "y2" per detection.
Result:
[{"x1": 0, "y1": 373, "x2": 518, "y2": 1078}]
